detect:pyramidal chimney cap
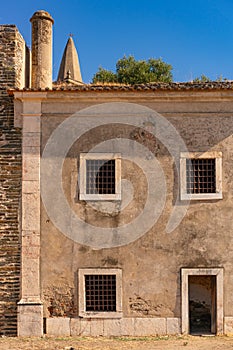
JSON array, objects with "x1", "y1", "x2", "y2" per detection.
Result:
[
  {"x1": 57, "y1": 36, "x2": 83, "y2": 83},
  {"x1": 30, "y1": 10, "x2": 54, "y2": 24}
]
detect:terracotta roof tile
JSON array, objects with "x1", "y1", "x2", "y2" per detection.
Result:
[
  {"x1": 10, "y1": 81, "x2": 233, "y2": 93},
  {"x1": 51, "y1": 81, "x2": 233, "y2": 91}
]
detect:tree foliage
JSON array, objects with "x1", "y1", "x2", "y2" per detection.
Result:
[
  {"x1": 92, "y1": 55, "x2": 173, "y2": 84},
  {"x1": 91, "y1": 67, "x2": 117, "y2": 83}
]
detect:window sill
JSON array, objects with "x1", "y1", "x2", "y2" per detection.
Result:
[
  {"x1": 79, "y1": 193, "x2": 121, "y2": 201},
  {"x1": 180, "y1": 192, "x2": 223, "y2": 200},
  {"x1": 79, "y1": 311, "x2": 123, "y2": 319}
]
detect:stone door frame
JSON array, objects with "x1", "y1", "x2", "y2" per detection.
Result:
[{"x1": 181, "y1": 268, "x2": 224, "y2": 334}]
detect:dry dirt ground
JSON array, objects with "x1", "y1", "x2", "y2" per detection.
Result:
[{"x1": 1, "y1": 336, "x2": 233, "y2": 350}]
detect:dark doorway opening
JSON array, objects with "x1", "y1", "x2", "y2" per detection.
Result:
[{"x1": 188, "y1": 275, "x2": 216, "y2": 335}]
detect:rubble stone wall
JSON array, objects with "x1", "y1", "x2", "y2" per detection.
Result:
[{"x1": 0, "y1": 25, "x2": 26, "y2": 336}]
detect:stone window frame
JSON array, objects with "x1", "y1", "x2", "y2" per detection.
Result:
[
  {"x1": 78, "y1": 268, "x2": 123, "y2": 319},
  {"x1": 180, "y1": 151, "x2": 223, "y2": 200},
  {"x1": 181, "y1": 268, "x2": 224, "y2": 334},
  {"x1": 79, "y1": 153, "x2": 121, "y2": 201}
]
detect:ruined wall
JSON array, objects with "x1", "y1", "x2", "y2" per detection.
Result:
[
  {"x1": 39, "y1": 92, "x2": 233, "y2": 332},
  {"x1": 0, "y1": 25, "x2": 26, "y2": 336}
]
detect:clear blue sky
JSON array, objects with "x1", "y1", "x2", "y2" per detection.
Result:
[{"x1": 1, "y1": 0, "x2": 233, "y2": 83}]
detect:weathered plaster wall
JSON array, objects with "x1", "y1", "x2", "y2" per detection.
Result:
[{"x1": 39, "y1": 92, "x2": 233, "y2": 335}]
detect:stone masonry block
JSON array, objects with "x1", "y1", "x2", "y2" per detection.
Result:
[
  {"x1": 22, "y1": 230, "x2": 40, "y2": 247},
  {"x1": 134, "y1": 318, "x2": 166, "y2": 336},
  {"x1": 70, "y1": 318, "x2": 81, "y2": 336},
  {"x1": 23, "y1": 116, "x2": 41, "y2": 133},
  {"x1": 23, "y1": 153, "x2": 40, "y2": 181},
  {"x1": 23, "y1": 145, "x2": 40, "y2": 156},
  {"x1": 22, "y1": 101, "x2": 43, "y2": 115},
  {"x1": 46, "y1": 317, "x2": 70, "y2": 336},
  {"x1": 103, "y1": 319, "x2": 122, "y2": 337},
  {"x1": 22, "y1": 180, "x2": 40, "y2": 194},
  {"x1": 224, "y1": 317, "x2": 233, "y2": 334},
  {"x1": 166, "y1": 317, "x2": 181, "y2": 335},
  {"x1": 18, "y1": 304, "x2": 42, "y2": 318},
  {"x1": 18, "y1": 320, "x2": 43, "y2": 337},
  {"x1": 90, "y1": 319, "x2": 104, "y2": 336},
  {"x1": 22, "y1": 132, "x2": 40, "y2": 147},
  {"x1": 21, "y1": 258, "x2": 40, "y2": 298},
  {"x1": 21, "y1": 245, "x2": 40, "y2": 258},
  {"x1": 120, "y1": 318, "x2": 135, "y2": 336},
  {"x1": 17, "y1": 304, "x2": 43, "y2": 337},
  {"x1": 22, "y1": 192, "x2": 40, "y2": 231},
  {"x1": 79, "y1": 319, "x2": 91, "y2": 336}
]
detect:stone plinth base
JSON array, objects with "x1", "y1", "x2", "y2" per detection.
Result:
[
  {"x1": 17, "y1": 302, "x2": 43, "y2": 336},
  {"x1": 46, "y1": 317, "x2": 181, "y2": 337},
  {"x1": 224, "y1": 317, "x2": 233, "y2": 334}
]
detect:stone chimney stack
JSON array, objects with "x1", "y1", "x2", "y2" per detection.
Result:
[{"x1": 30, "y1": 10, "x2": 54, "y2": 89}]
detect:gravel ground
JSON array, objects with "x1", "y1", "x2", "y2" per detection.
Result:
[{"x1": 1, "y1": 335, "x2": 233, "y2": 350}]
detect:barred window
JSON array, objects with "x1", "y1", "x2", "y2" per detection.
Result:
[
  {"x1": 180, "y1": 152, "x2": 222, "y2": 200},
  {"x1": 86, "y1": 159, "x2": 115, "y2": 195},
  {"x1": 85, "y1": 274, "x2": 116, "y2": 312},
  {"x1": 186, "y1": 158, "x2": 216, "y2": 194},
  {"x1": 79, "y1": 153, "x2": 121, "y2": 200},
  {"x1": 78, "y1": 268, "x2": 122, "y2": 318}
]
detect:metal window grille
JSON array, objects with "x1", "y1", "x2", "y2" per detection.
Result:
[
  {"x1": 186, "y1": 158, "x2": 216, "y2": 194},
  {"x1": 86, "y1": 159, "x2": 116, "y2": 195},
  {"x1": 85, "y1": 274, "x2": 117, "y2": 312}
]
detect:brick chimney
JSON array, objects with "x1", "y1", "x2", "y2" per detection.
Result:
[{"x1": 30, "y1": 10, "x2": 54, "y2": 89}]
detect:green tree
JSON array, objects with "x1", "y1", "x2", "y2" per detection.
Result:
[
  {"x1": 92, "y1": 67, "x2": 117, "y2": 83},
  {"x1": 92, "y1": 55, "x2": 173, "y2": 84}
]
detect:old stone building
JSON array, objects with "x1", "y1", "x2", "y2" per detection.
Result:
[{"x1": 1, "y1": 10, "x2": 233, "y2": 337}]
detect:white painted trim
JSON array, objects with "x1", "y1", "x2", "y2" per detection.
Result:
[
  {"x1": 180, "y1": 151, "x2": 223, "y2": 200},
  {"x1": 79, "y1": 153, "x2": 121, "y2": 201}
]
